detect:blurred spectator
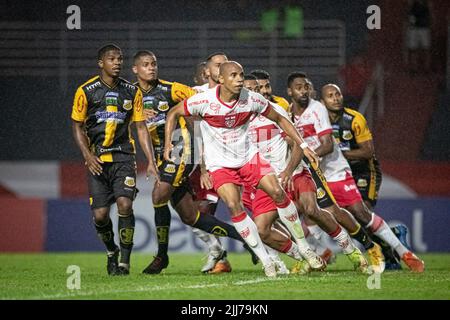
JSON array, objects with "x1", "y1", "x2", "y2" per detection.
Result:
[
  {"x1": 406, "y1": 0, "x2": 432, "y2": 73},
  {"x1": 338, "y1": 55, "x2": 373, "y2": 109}
]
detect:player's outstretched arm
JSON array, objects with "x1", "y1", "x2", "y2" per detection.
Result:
[
  {"x1": 135, "y1": 121, "x2": 160, "y2": 183},
  {"x1": 164, "y1": 101, "x2": 186, "y2": 161},
  {"x1": 72, "y1": 120, "x2": 103, "y2": 176},
  {"x1": 343, "y1": 140, "x2": 375, "y2": 160},
  {"x1": 264, "y1": 106, "x2": 319, "y2": 165}
]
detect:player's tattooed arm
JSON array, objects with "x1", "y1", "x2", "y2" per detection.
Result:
[
  {"x1": 342, "y1": 140, "x2": 375, "y2": 160},
  {"x1": 164, "y1": 101, "x2": 186, "y2": 162},
  {"x1": 135, "y1": 121, "x2": 160, "y2": 184},
  {"x1": 315, "y1": 133, "x2": 334, "y2": 157},
  {"x1": 264, "y1": 106, "x2": 319, "y2": 165},
  {"x1": 72, "y1": 120, "x2": 103, "y2": 176}
]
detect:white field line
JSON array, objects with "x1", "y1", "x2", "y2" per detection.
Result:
[{"x1": 23, "y1": 277, "x2": 287, "y2": 300}]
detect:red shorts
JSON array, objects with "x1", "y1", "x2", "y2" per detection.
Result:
[
  {"x1": 209, "y1": 153, "x2": 274, "y2": 192},
  {"x1": 327, "y1": 172, "x2": 363, "y2": 207},
  {"x1": 287, "y1": 170, "x2": 317, "y2": 202},
  {"x1": 189, "y1": 166, "x2": 219, "y2": 203},
  {"x1": 242, "y1": 186, "x2": 277, "y2": 218}
]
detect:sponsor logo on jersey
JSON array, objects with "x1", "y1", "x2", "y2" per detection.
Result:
[
  {"x1": 95, "y1": 111, "x2": 127, "y2": 123},
  {"x1": 317, "y1": 187, "x2": 326, "y2": 199},
  {"x1": 343, "y1": 130, "x2": 353, "y2": 140},
  {"x1": 120, "y1": 82, "x2": 135, "y2": 90},
  {"x1": 123, "y1": 99, "x2": 132, "y2": 110},
  {"x1": 209, "y1": 102, "x2": 221, "y2": 114},
  {"x1": 146, "y1": 113, "x2": 166, "y2": 128},
  {"x1": 157, "y1": 102, "x2": 169, "y2": 112},
  {"x1": 357, "y1": 179, "x2": 368, "y2": 187},
  {"x1": 124, "y1": 176, "x2": 136, "y2": 187},
  {"x1": 85, "y1": 81, "x2": 101, "y2": 91},
  {"x1": 188, "y1": 99, "x2": 209, "y2": 107},
  {"x1": 164, "y1": 164, "x2": 176, "y2": 174}
]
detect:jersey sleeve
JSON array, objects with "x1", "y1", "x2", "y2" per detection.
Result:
[
  {"x1": 132, "y1": 88, "x2": 145, "y2": 122},
  {"x1": 184, "y1": 94, "x2": 207, "y2": 117},
  {"x1": 352, "y1": 112, "x2": 373, "y2": 143},
  {"x1": 171, "y1": 82, "x2": 197, "y2": 102},
  {"x1": 313, "y1": 103, "x2": 333, "y2": 137},
  {"x1": 71, "y1": 87, "x2": 88, "y2": 122},
  {"x1": 273, "y1": 96, "x2": 290, "y2": 111}
]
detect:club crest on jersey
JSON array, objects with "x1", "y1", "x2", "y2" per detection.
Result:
[
  {"x1": 357, "y1": 179, "x2": 368, "y2": 187},
  {"x1": 342, "y1": 130, "x2": 353, "y2": 140},
  {"x1": 124, "y1": 176, "x2": 135, "y2": 187},
  {"x1": 225, "y1": 114, "x2": 236, "y2": 128},
  {"x1": 123, "y1": 99, "x2": 132, "y2": 111},
  {"x1": 157, "y1": 102, "x2": 169, "y2": 112},
  {"x1": 164, "y1": 164, "x2": 176, "y2": 174},
  {"x1": 317, "y1": 187, "x2": 326, "y2": 199}
]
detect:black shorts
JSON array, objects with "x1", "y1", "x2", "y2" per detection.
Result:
[
  {"x1": 353, "y1": 169, "x2": 382, "y2": 207},
  {"x1": 88, "y1": 161, "x2": 138, "y2": 209},
  {"x1": 303, "y1": 157, "x2": 337, "y2": 209},
  {"x1": 158, "y1": 159, "x2": 195, "y2": 188}
]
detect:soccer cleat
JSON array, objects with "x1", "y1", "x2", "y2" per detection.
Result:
[
  {"x1": 201, "y1": 249, "x2": 227, "y2": 273},
  {"x1": 301, "y1": 247, "x2": 326, "y2": 271},
  {"x1": 142, "y1": 255, "x2": 169, "y2": 274},
  {"x1": 346, "y1": 248, "x2": 369, "y2": 274},
  {"x1": 290, "y1": 260, "x2": 311, "y2": 275},
  {"x1": 271, "y1": 255, "x2": 289, "y2": 275},
  {"x1": 117, "y1": 264, "x2": 130, "y2": 276},
  {"x1": 107, "y1": 248, "x2": 121, "y2": 276},
  {"x1": 401, "y1": 252, "x2": 425, "y2": 273},
  {"x1": 209, "y1": 258, "x2": 232, "y2": 274},
  {"x1": 243, "y1": 243, "x2": 259, "y2": 265},
  {"x1": 366, "y1": 243, "x2": 385, "y2": 273},
  {"x1": 263, "y1": 262, "x2": 277, "y2": 278},
  {"x1": 320, "y1": 248, "x2": 337, "y2": 265},
  {"x1": 392, "y1": 224, "x2": 412, "y2": 251}
]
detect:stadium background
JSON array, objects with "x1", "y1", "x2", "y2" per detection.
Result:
[{"x1": 1, "y1": 0, "x2": 449, "y2": 255}]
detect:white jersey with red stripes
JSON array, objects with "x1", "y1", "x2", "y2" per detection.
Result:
[
  {"x1": 193, "y1": 83, "x2": 212, "y2": 93},
  {"x1": 248, "y1": 104, "x2": 305, "y2": 175},
  {"x1": 292, "y1": 99, "x2": 351, "y2": 182},
  {"x1": 184, "y1": 86, "x2": 272, "y2": 172}
]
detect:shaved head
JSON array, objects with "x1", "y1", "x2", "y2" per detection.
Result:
[
  {"x1": 219, "y1": 61, "x2": 243, "y2": 76},
  {"x1": 321, "y1": 84, "x2": 342, "y2": 98}
]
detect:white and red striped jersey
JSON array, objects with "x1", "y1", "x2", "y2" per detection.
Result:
[
  {"x1": 184, "y1": 86, "x2": 272, "y2": 171},
  {"x1": 248, "y1": 104, "x2": 306, "y2": 175},
  {"x1": 192, "y1": 83, "x2": 211, "y2": 93},
  {"x1": 292, "y1": 99, "x2": 351, "y2": 182}
]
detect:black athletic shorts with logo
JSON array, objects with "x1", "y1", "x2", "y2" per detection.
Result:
[
  {"x1": 88, "y1": 161, "x2": 138, "y2": 209},
  {"x1": 352, "y1": 170, "x2": 382, "y2": 207},
  {"x1": 158, "y1": 159, "x2": 195, "y2": 207}
]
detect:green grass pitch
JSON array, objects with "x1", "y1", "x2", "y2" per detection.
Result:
[{"x1": 0, "y1": 253, "x2": 449, "y2": 300}]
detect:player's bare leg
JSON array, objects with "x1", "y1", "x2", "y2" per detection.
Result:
[
  {"x1": 257, "y1": 174, "x2": 325, "y2": 270},
  {"x1": 347, "y1": 201, "x2": 424, "y2": 273},
  {"x1": 217, "y1": 183, "x2": 276, "y2": 277}
]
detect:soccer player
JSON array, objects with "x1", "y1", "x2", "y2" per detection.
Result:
[
  {"x1": 132, "y1": 51, "x2": 256, "y2": 274},
  {"x1": 194, "y1": 52, "x2": 228, "y2": 93},
  {"x1": 165, "y1": 61, "x2": 325, "y2": 277},
  {"x1": 288, "y1": 72, "x2": 424, "y2": 273},
  {"x1": 243, "y1": 93, "x2": 368, "y2": 274},
  {"x1": 243, "y1": 74, "x2": 260, "y2": 93},
  {"x1": 71, "y1": 44, "x2": 159, "y2": 276},
  {"x1": 193, "y1": 61, "x2": 208, "y2": 86},
  {"x1": 286, "y1": 72, "x2": 386, "y2": 272},
  {"x1": 250, "y1": 69, "x2": 290, "y2": 110},
  {"x1": 321, "y1": 84, "x2": 410, "y2": 270}
]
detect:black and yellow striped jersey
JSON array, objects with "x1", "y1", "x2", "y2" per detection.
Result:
[
  {"x1": 138, "y1": 79, "x2": 196, "y2": 163},
  {"x1": 330, "y1": 107, "x2": 381, "y2": 175},
  {"x1": 71, "y1": 76, "x2": 145, "y2": 162}
]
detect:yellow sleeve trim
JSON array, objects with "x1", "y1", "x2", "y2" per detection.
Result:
[
  {"x1": 132, "y1": 88, "x2": 146, "y2": 122},
  {"x1": 172, "y1": 82, "x2": 196, "y2": 102}
]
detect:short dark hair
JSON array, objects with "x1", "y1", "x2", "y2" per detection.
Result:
[
  {"x1": 206, "y1": 52, "x2": 227, "y2": 62},
  {"x1": 133, "y1": 50, "x2": 156, "y2": 65},
  {"x1": 287, "y1": 71, "x2": 308, "y2": 87},
  {"x1": 244, "y1": 74, "x2": 257, "y2": 81},
  {"x1": 250, "y1": 69, "x2": 270, "y2": 80},
  {"x1": 97, "y1": 43, "x2": 122, "y2": 61}
]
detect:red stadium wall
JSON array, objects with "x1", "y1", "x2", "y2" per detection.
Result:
[{"x1": 0, "y1": 198, "x2": 45, "y2": 252}]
